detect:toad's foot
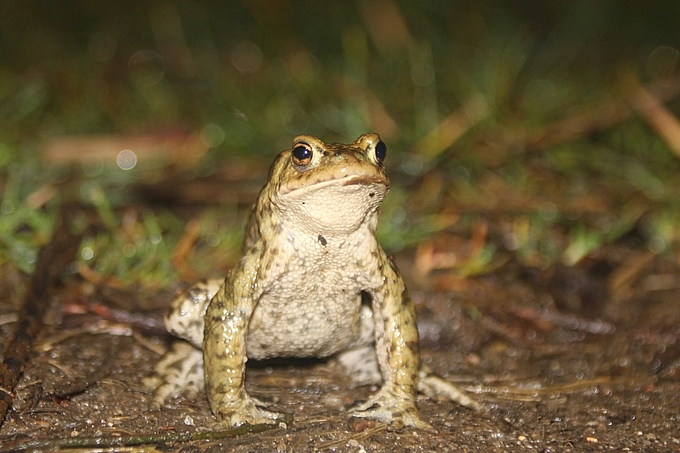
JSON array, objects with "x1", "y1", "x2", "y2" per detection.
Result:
[
  {"x1": 143, "y1": 341, "x2": 205, "y2": 409},
  {"x1": 349, "y1": 387, "x2": 434, "y2": 432},
  {"x1": 211, "y1": 392, "x2": 285, "y2": 427},
  {"x1": 418, "y1": 367, "x2": 480, "y2": 411}
]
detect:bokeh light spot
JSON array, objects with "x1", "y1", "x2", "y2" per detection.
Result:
[
  {"x1": 411, "y1": 63, "x2": 435, "y2": 86},
  {"x1": 117, "y1": 150, "x2": 137, "y2": 170},
  {"x1": 129, "y1": 50, "x2": 165, "y2": 86},
  {"x1": 206, "y1": 233, "x2": 220, "y2": 247},
  {"x1": 231, "y1": 42, "x2": 263, "y2": 74},
  {"x1": 200, "y1": 124, "x2": 226, "y2": 148},
  {"x1": 647, "y1": 46, "x2": 679, "y2": 82},
  {"x1": 81, "y1": 246, "x2": 94, "y2": 260}
]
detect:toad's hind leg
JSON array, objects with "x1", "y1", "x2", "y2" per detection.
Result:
[
  {"x1": 144, "y1": 341, "x2": 205, "y2": 409},
  {"x1": 165, "y1": 278, "x2": 224, "y2": 348},
  {"x1": 417, "y1": 366, "x2": 480, "y2": 410},
  {"x1": 334, "y1": 302, "x2": 382, "y2": 387},
  {"x1": 336, "y1": 345, "x2": 382, "y2": 388},
  {"x1": 338, "y1": 347, "x2": 480, "y2": 410}
]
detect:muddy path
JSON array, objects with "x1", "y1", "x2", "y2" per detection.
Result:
[{"x1": 1, "y1": 243, "x2": 678, "y2": 452}]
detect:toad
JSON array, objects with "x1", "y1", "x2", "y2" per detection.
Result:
[{"x1": 146, "y1": 134, "x2": 477, "y2": 430}]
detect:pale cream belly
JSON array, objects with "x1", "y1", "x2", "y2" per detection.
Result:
[{"x1": 245, "y1": 292, "x2": 364, "y2": 359}]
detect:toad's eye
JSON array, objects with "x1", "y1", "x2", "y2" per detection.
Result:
[
  {"x1": 374, "y1": 140, "x2": 387, "y2": 164},
  {"x1": 292, "y1": 142, "x2": 313, "y2": 167}
]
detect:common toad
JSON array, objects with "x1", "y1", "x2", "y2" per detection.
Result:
[{"x1": 146, "y1": 134, "x2": 477, "y2": 430}]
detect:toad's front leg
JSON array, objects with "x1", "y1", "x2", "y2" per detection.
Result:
[
  {"x1": 203, "y1": 266, "x2": 283, "y2": 427},
  {"x1": 349, "y1": 257, "x2": 433, "y2": 431}
]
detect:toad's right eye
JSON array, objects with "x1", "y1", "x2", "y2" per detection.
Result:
[
  {"x1": 374, "y1": 140, "x2": 387, "y2": 164},
  {"x1": 292, "y1": 142, "x2": 313, "y2": 167}
]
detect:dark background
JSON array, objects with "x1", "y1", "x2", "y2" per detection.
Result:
[{"x1": 1, "y1": 2, "x2": 679, "y2": 451}]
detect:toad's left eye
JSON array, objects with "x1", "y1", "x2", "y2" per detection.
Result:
[
  {"x1": 292, "y1": 142, "x2": 313, "y2": 167},
  {"x1": 374, "y1": 140, "x2": 387, "y2": 164}
]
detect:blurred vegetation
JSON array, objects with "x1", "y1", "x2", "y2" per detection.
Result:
[{"x1": 0, "y1": 0, "x2": 679, "y2": 286}]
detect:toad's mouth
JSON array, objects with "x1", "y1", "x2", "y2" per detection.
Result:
[
  {"x1": 342, "y1": 174, "x2": 389, "y2": 187},
  {"x1": 281, "y1": 173, "x2": 389, "y2": 197}
]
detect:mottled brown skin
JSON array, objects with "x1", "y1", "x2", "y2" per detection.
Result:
[{"x1": 146, "y1": 134, "x2": 476, "y2": 430}]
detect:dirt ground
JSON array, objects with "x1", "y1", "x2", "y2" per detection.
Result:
[{"x1": 1, "y1": 244, "x2": 679, "y2": 452}]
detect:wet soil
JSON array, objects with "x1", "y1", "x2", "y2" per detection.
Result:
[{"x1": 0, "y1": 249, "x2": 679, "y2": 452}]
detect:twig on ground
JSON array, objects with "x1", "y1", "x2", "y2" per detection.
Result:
[
  {"x1": 315, "y1": 424, "x2": 388, "y2": 450},
  {"x1": 0, "y1": 419, "x2": 288, "y2": 452},
  {"x1": 0, "y1": 207, "x2": 82, "y2": 428},
  {"x1": 471, "y1": 375, "x2": 656, "y2": 402}
]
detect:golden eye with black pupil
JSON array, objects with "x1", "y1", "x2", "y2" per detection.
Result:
[
  {"x1": 292, "y1": 142, "x2": 313, "y2": 167},
  {"x1": 374, "y1": 140, "x2": 387, "y2": 164}
]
